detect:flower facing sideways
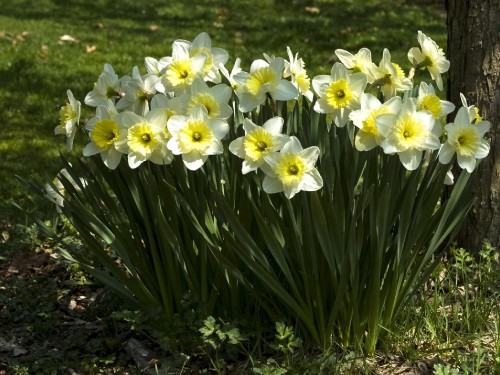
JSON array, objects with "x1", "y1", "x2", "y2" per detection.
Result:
[
  {"x1": 83, "y1": 104, "x2": 124, "y2": 170},
  {"x1": 439, "y1": 107, "x2": 490, "y2": 173},
  {"x1": 167, "y1": 106, "x2": 229, "y2": 170},
  {"x1": 408, "y1": 30, "x2": 450, "y2": 91},
  {"x1": 229, "y1": 117, "x2": 289, "y2": 174},
  {"x1": 262, "y1": 137, "x2": 323, "y2": 199},
  {"x1": 45, "y1": 168, "x2": 86, "y2": 213},
  {"x1": 55, "y1": 89, "x2": 81, "y2": 151}
]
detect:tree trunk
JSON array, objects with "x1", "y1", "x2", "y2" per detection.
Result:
[{"x1": 446, "y1": 0, "x2": 500, "y2": 250}]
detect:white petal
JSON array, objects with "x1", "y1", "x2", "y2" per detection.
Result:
[
  {"x1": 399, "y1": 149, "x2": 422, "y2": 170},
  {"x1": 242, "y1": 159, "x2": 261, "y2": 174},
  {"x1": 474, "y1": 140, "x2": 490, "y2": 159},
  {"x1": 375, "y1": 114, "x2": 397, "y2": 136},
  {"x1": 355, "y1": 132, "x2": 378, "y2": 151},
  {"x1": 128, "y1": 153, "x2": 145, "y2": 169},
  {"x1": 457, "y1": 154, "x2": 476, "y2": 173},
  {"x1": 167, "y1": 115, "x2": 187, "y2": 135},
  {"x1": 228, "y1": 137, "x2": 246, "y2": 158},
  {"x1": 438, "y1": 143, "x2": 455, "y2": 165},
  {"x1": 263, "y1": 117, "x2": 284, "y2": 134},
  {"x1": 83, "y1": 142, "x2": 102, "y2": 156},
  {"x1": 205, "y1": 138, "x2": 224, "y2": 155},
  {"x1": 312, "y1": 75, "x2": 332, "y2": 97},
  {"x1": 301, "y1": 169, "x2": 323, "y2": 191},
  {"x1": 210, "y1": 119, "x2": 229, "y2": 140},
  {"x1": 282, "y1": 136, "x2": 303, "y2": 153},
  {"x1": 271, "y1": 80, "x2": 298, "y2": 101},
  {"x1": 183, "y1": 152, "x2": 207, "y2": 170},
  {"x1": 103, "y1": 149, "x2": 122, "y2": 170},
  {"x1": 299, "y1": 146, "x2": 320, "y2": 167},
  {"x1": 262, "y1": 176, "x2": 283, "y2": 194}
]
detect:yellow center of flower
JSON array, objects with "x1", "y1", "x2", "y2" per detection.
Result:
[
  {"x1": 165, "y1": 59, "x2": 195, "y2": 88},
  {"x1": 473, "y1": 107, "x2": 483, "y2": 123},
  {"x1": 295, "y1": 72, "x2": 311, "y2": 93},
  {"x1": 246, "y1": 67, "x2": 277, "y2": 95},
  {"x1": 275, "y1": 154, "x2": 306, "y2": 186},
  {"x1": 392, "y1": 63, "x2": 405, "y2": 78},
  {"x1": 128, "y1": 123, "x2": 159, "y2": 157},
  {"x1": 393, "y1": 114, "x2": 428, "y2": 150},
  {"x1": 454, "y1": 127, "x2": 481, "y2": 157},
  {"x1": 91, "y1": 119, "x2": 120, "y2": 148},
  {"x1": 178, "y1": 119, "x2": 213, "y2": 153},
  {"x1": 418, "y1": 94, "x2": 442, "y2": 118},
  {"x1": 243, "y1": 128, "x2": 274, "y2": 161},
  {"x1": 59, "y1": 104, "x2": 76, "y2": 127},
  {"x1": 363, "y1": 107, "x2": 391, "y2": 135},
  {"x1": 325, "y1": 79, "x2": 353, "y2": 108},
  {"x1": 188, "y1": 93, "x2": 220, "y2": 118}
]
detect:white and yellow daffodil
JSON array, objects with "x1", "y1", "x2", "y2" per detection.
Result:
[
  {"x1": 115, "y1": 108, "x2": 173, "y2": 169},
  {"x1": 233, "y1": 57, "x2": 299, "y2": 113},
  {"x1": 408, "y1": 30, "x2": 450, "y2": 91},
  {"x1": 229, "y1": 117, "x2": 289, "y2": 174},
  {"x1": 376, "y1": 98, "x2": 441, "y2": 170},
  {"x1": 167, "y1": 106, "x2": 229, "y2": 170},
  {"x1": 262, "y1": 136, "x2": 323, "y2": 199},
  {"x1": 439, "y1": 107, "x2": 490, "y2": 173},
  {"x1": 55, "y1": 89, "x2": 81, "y2": 151},
  {"x1": 349, "y1": 93, "x2": 402, "y2": 151},
  {"x1": 312, "y1": 62, "x2": 367, "y2": 127}
]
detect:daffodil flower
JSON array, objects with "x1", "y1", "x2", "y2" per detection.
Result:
[
  {"x1": 45, "y1": 168, "x2": 86, "y2": 213},
  {"x1": 376, "y1": 98, "x2": 441, "y2": 170},
  {"x1": 55, "y1": 89, "x2": 81, "y2": 151},
  {"x1": 371, "y1": 49, "x2": 412, "y2": 99},
  {"x1": 83, "y1": 104, "x2": 124, "y2": 170},
  {"x1": 335, "y1": 47, "x2": 378, "y2": 83},
  {"x1": 439, "y1": 107, "x2": 490, "y2": 172},
  {"x1": 416, "y1": 82, "x2": 455, "y2": 133},
  {"x1": 460, "y1": 93, "x2": 483, "y2": 123},
  {"x1": 167, "y1": 106, "x2": 229, "y2": 170},
  {"x1": 115, "y1": 108, "x2": 173, "y2": 169},
  {"x1": 349, "y1": 93, "x2": 402, "y2": 151},
  {"x1": 233, "y1": 57, "x2": 299, "y2": 113},
  {"x1": 84, "y1": 64, "x2": 125, "y2": 107},
  {"x1": 408, "y1": 30, "x2": 450, "y2": 91},
  {"x1": 284, "y1": 47, "x2": 314, "y2": 101},
  {"x1": 262, "y1": 136, "x2": 323, "y2": 199},
  {"x1": 186, "y1": 78, "x2": 233, "y2": 120},
  {"x1": 219, "y1": 58, "x2": 242, "y2": 90},
  {"x1": 312, "y1": 62, "x2": 367, "y2": 127},
  {"x1": 188, "y1": 32, "x2": 229, "y2": 84},
  {"x1": 116, "y1": 66, "x2": 159, "y2": 116},
  {"x1": 229, "y1": 117, "x2": 289, "y2": 174},
  {"x1": 161, "y1": 42, "x2": 207, "y2": 95}
]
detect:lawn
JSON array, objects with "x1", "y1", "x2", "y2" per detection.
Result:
[{"x1": 2, "y1": 1, "x2": 499, "y2": 374}]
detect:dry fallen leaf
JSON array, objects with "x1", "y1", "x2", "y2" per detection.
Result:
[
  {"x1": 305, "y1": 6, "x2": 320, "y2": 14},
  {"x1": 59, "y1": 34, "x2": 79, "y2": 43},
  {"x1": 86, "y1": 45, "x2": 97, "y2": 53}
]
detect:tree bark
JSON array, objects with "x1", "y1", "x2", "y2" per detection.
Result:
[{"x1": 446, "y1": 0, "x2": 500, "y2": 250}]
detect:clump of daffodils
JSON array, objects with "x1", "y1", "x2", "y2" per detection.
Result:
[{"x1": 54, "y1": 31, "x2": 490, "y2": 200}]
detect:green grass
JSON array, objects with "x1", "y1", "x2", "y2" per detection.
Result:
[{"x1": 0, "y1": 0, "x2": 446, "y2": 222}]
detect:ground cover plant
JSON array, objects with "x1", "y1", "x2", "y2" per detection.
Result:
[{"x1": 2, "y1": 1, "x2": 499, "y2": 374}]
